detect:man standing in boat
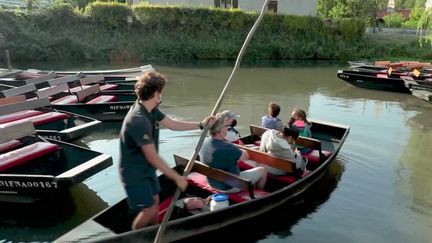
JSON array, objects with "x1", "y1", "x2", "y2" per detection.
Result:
[{"x1": 119, "y1": 71, "x2": 214, "y2": 230}]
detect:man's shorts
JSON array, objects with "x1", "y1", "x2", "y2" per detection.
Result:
[{"x1": 124, "y1": 177, "x2": 161, "y2": 213}]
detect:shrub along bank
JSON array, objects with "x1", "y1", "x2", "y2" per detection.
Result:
[{"x1": 0, "y1": 2, "x2": 430, "y2": 62}]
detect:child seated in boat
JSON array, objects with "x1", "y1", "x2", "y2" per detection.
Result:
[
  {"x1": 289, "y1": 108, "x2": 312, "y2": 154},
  {"x1": 200, "y1": 113, "x2": 267, "y2": 193},
  {"x1": 245, "y1": 126, "x2": 307, "y2": 176},
  {"x1": 261, "y1": 102, "x2": 283, "y2": 130}
]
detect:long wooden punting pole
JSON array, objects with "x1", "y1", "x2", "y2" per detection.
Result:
[
  {"x1": 154, "y1": 0, "x2": 271, "y2": 242},
  {"x1": 5, "y1": 50, "x2": 12, "y2": 70}
]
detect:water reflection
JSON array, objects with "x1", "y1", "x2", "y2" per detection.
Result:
[
  {"x1": 394, "y1": 115, "x2": 432, "y2": 241},
  {"x1": 0, "y1": 183, "x2": 107, "y2": 242}
]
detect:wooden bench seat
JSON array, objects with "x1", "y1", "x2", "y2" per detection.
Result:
[
  {"x1": 174, "y1": 154, "x2": 268, "y2": 203},
  {"x1": 99, "y1": 84, "x2": 118, "y2": 91},
  {"x1": 237, "y1": 160, "x2": 299, "y2": 184},
  {"x1": 69, "y1": 85, "x2": 90, "y2": 93},
  {"x1": 51, "y1": 95, "x2": 79, "y2": 105},
  {"x1": 69, "y1": 84, "x2": 117, "y2": 93},
  {"x1": 2, "y1": 112, "x2": 70, "y2": 127},
  {"x1": 0, "y1": 110, "x2": 44, "y2": 124},
  {"x1": 0, "y1": 142, "x2": 60, "y2": 172},
  {"x1": 85, "y1": 95, "x2": 117, "y2": 104},
  {"x1": 0, "y1": 140, "x2": 23, "y2": 153}
]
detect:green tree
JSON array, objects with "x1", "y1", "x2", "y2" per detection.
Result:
[
  {"x1": 396, "y1": 0, "x2": 425, "y2": 9},
  {"x1": 418, "y1": 6, "x2": 432, "y2": 46},
  {"x1": 318, "y1": 0, "x2": 387, "y2": 19}
]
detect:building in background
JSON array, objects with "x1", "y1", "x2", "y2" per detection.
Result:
[
  {"x1": 146, "y1": 0, "x2": 318, "y2": 16},
  {"x1": 0, "y1": 0, "x2": 50, "y2": 9}
]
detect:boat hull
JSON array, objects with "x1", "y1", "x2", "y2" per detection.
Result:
[
  {"x1": 56, "y1": 120, "x2": 350, "y2": 242},
  {"x1": 51, "y1": 99, "x2": 135, "y2": 121},
  {"x1": 0, "y1": 138, "x2": 112, "y2": 202},
  {"x1": 337, "y1": 70, "x2": 411, "y2": 93}
]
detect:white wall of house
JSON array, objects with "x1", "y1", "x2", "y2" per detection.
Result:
[
  {"x1": 240, "y1": 0, "x2": 317, "y2": 16},
  {"x1": 147, "y1": 0, "x2": 213, "y2": 8},
  {"x1": 0, "y1": 0, "x2": 50, "y2": 8},
  {"x1": 426, "y1": 0, "x2": 432, "y2": 9},
  {"x1": 147, "y1": 0, "x2": 317, "y2": 16}
]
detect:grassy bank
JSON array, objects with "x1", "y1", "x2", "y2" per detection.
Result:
[{"x1": 0, "y1": 2, "x2": 431, "y2": 63}]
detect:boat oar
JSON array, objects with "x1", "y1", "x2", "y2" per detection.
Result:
[{"x1": 153, "y1": 1, "x2": 270, "y2": 242}]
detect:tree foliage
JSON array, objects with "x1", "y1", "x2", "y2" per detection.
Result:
[
  {"x1": 318, "y1": 0, "x2": 388, "y2": 19},
  {"x1": 396, "y1": 0, "x2": 426, "y2": 9}
]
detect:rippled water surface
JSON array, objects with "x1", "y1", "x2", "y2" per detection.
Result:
[{"x1": 1, "y1": 61, "x2": 432, "y2": 243}]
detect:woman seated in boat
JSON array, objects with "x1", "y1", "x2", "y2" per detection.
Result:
[
  {"x1": 261, "y1": 102, "x2": 283, "y2": 130},
  {"x1": 245, "y1": 126, "x2": 307, "y2": 176},
  {"x1": 200, "y1": 113, "x2": 267, "y2": 193},
  {"x1": 221, "y1": 110, "x2": 242, "y2": 144},
  {"x1": 289, "y1": 107, "x2": 312, "y2": 154}
]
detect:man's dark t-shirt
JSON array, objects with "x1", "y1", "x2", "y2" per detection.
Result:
[
  {"x1": 119, "y1": 100, "x2": 166, "y2": 186},
  {"x1": 200, "y1": 138, "x2": 242, "y2": 190}
]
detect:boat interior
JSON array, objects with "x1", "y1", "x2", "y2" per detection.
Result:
[{"x1": 88, "y1": 121, "x2": 348, "y2": 234}]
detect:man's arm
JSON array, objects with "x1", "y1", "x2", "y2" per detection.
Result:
[
  {"x1": 140, "y1": 143, "x2": 188, "y2": 191},
  {"x1": 159, "y1": 115, "x2": 215, "y2": 131},
  {"x1": 159, "y1": 116, "x2": 202, "y2": 131}
]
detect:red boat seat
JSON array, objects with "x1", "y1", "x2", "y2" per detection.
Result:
[
  {"x1": 303, "y1": 150, "x2": 332, "y2": 164},
  {"x1": 158, "y1": 196, "x2": 174, "y2": 222},
  {"x1": 0, "y1": 140, "x2": 23, "y2": 153},
  {"x1": 51, "y1": 95, "x2": 78, "y2": 105},
  {"x1": 237, "y1": 160, "x2": 297, "y2": 184},
  {"x1": 69, "y1": 85, "x2": 91, "y2": 93},
  {"x1": 0, "y1": 110, "x2": 44, "y2": 124},
  {"x1": 99, "y1": 84, "x2": 118, "y2": 91},
  {"x1": 187, "y1": 172, "x2": 268, "y2": 203},
  {"x1": 85, "y1": 95, "x2": 117, "y2": 104},
  {"x1": 0, "y1": 142, "x2": 60, "y2": 172},
  {"x1": 2, "y1": 112, "x2": 70, "y2": 127},
  {"x1": 377, "y1": 74, "x2": 388, "y2": 78}
]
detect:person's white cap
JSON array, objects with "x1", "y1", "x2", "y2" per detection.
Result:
[{"x1": 221, "y1": 110, "x2": 239, "y2": 120}]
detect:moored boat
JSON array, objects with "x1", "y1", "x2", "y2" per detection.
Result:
[
  {"x1": 0, "y1": 72, "x2": 136, "y2": 92},
  {"x1": 0, "y1": 121, "x2": 113, "y2": 203},
  {"x1": 13, "y1": 65, "x2": 154, "y2": 81},
  {"x1": 337, "y1": 69, "x2": 411, "y2": 93},
  {"x1": 56, "y1": 119, "x2": 349, "y2": 243},
  {"x1": 0, "y1": 96, "x2": 102, "y2": 141},
  {"x1": 404, "y1": 81, "x2": 432, "y2": 104},
  {"x1": 0, "y1": 81, "x2": 136, "y2": 121}
]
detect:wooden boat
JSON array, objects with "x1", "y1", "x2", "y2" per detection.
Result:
[
  {"x1": 0, "y1": 96, "x2": 102, "y2": 141},
  {"x1": 337, "y1": 69, "x2": 412, "y2": 93},
  {"x1": 404, "y1": 81, "x2": 432, "y2": 104},
  {"x1": 48, "y1": 87, "x2": 136, "y2": 121},
  {"x1": 14, "y1": 65, "x2": 154, "y2": 81},
  {"x1": 0, "y1": 81, "x2": 136, "y2": 121},
  {"x1": 0, "y1": 72, "x2": 136, "y2": 92},
  {"x1": 56, "y1": 119, "x2": 349, "y2": 243},
  {"x1": 348, "y1": 61, "x2": 432, "y2": 72},
  {"x1": 0, "y1": 121, "x2": 113, "y2": 203}
]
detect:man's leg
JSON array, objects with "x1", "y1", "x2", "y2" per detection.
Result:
[{"x1": 132, "y1": 195, "x2": 160, "y2": 230}]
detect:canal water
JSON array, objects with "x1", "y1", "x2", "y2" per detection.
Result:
[{"x1": 1, "y1": 61, "x2": 431, "y2": 243}]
